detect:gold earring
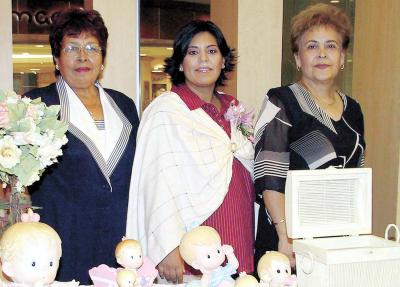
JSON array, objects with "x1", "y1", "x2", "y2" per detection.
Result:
[
  {"x1": 296, "y1": 66, "x2": 301, "y2": 71},
  {"x1": 55, "y1": 65, "x2": 59, "y2": 70},
  {"x1": 340, "y1": 64, "x2": 345, "y2": 70},
  {"x1": 101, "y1": 64, "x2": 104, "y2": 71},
  {"x1": 222, "y1": 63, "x2": 225, "y2": 69},
  {"x1": 179, "y1": 65, "x2": 183, "y2": 72}
]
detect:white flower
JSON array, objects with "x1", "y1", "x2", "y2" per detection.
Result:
[
  {"x1": 24, "y1": 171, "x2": 40, "y2": 186},
  {"x1": 37, "y1": 134, "x2": 67, "y2": 168},
  {"x1": 0, "y1": 136, "x2": 22, "y2": 169}
]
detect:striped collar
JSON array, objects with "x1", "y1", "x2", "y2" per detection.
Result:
[
  {"x1": 289, "y1": 82, "x2": 347, "y2": 134},
  {"x1": 56, "y1": 77, "x2": 132, "y2": 189}
]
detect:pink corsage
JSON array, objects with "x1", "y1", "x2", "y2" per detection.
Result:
[{"x1": 224, "y1": 100, "x2": 255, "y2": 143}]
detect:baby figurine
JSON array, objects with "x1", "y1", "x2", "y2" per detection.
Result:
[
  {"x1": 115, "y1": 239, "x2": 143, "y2": 274},
  {"x1": 90, "y1": 238, "x2": 157, "y2": 287},
  {"x1": 115, "y1": 238, "x2": 157, "y2": 287},
  {"x1": 234, "y1": 273, "x2": 259, "y2": 287},
  {"x1": 257, "y1": 251, "x2": 297, "y2": 287},
  {"x1": 0, "y1": 209, "x2": 79, "y2": 287},
  {"x1": 180, "y1": 226, "x2": 239, "y2": 287},
  {"x1": 116, "y1": 269, "x2": 136, "y2": 287}
]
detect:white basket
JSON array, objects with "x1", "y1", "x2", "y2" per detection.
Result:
[{"x1": 285, "y1": 168, "x2": 400, "y2": 287}]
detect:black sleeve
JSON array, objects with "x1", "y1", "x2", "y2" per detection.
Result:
[{"x1": 254, "y1": 88, "x2": 292, "y2": 194}]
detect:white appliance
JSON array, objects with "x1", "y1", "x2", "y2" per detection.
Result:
[{"x1": 285, "y1": 168, "x2": 400, "y2": 287}]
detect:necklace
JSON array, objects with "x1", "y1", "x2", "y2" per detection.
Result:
[{"x1": 299, "y1": 81, "x2": 337, "y2": 106}]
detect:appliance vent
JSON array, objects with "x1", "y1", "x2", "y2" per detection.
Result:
[
  {"x1": 285, "y1": 168, "x2": 372, "y2": 239},
  {"x1": 298, "y1": 178, "x2": 357, "y2": 225}
]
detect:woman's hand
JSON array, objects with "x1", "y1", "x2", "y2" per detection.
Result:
[
  {"x1": 278, "y1": 237, "x2": 296, "y2": 268},
  {"x1": 262, "y1": 189, "x2": 296, "y2": 267},
  {"x1": 156, "y1": 247, "x2": 185, "y2": 283}
]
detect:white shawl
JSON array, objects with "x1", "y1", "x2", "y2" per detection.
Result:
[{"x1": 126, "y1": 92, "x2": 253, "y2": 265}]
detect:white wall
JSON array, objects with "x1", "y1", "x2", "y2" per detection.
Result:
[
  {"x1": 93, "y1": 0, "x2": 140, "y2": 108},
  {"x1": 0, "y1": 0, "x2": 13, "y2": 90},
  {"x1": 237, "y1": 0, "x2": 283, "y2": 113}
]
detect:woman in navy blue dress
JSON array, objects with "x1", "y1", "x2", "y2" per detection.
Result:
[{"x1": 25, "y1": 8, "x2": 139, "y2": 284}]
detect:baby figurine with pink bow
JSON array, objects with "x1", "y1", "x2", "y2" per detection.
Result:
[{"x1": 0, "y1": 209, "x2": 79, "y2": 287}]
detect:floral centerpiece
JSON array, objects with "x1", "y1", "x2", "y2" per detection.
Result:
[{"x1": 0, "y1": 89, "x2": 68, "y2": 228}]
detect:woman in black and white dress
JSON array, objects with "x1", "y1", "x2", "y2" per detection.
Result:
[{"x1": 253, "y1": 3, "x2": 365, "y2": 268}]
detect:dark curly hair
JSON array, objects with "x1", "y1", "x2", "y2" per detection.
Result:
[
  {"x1": 50, "y1": 8, "x2": 108, "y2": 76},
  {"x1": 164, "y1": 20, "x2": 236, "y2": 88}
]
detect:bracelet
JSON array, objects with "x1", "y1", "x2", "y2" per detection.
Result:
[{"x1": 273, "y1": 219, "x2": 285, "y2": 226}]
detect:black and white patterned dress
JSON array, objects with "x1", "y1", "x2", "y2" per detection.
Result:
[{"x1": 253, "y1": 83, "x2": 366, "y2": 264}]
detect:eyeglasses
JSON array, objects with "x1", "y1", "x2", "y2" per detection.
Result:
[{"x1": 62, "y1": 43, "x2": 102, "y2": 56}]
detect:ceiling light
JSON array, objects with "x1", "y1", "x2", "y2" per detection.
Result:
[
  {"x1": 330, "y1": 0, "x2": 340, "y2": 3},
  {"x1": 30, "y1": 68, "x2": 41, "y2": 71},
  {"x1": 166, "y1": 47, "x2": 173, "y2": 50},
  {"x1": 13, "y1": 54, "x2": 53, "y2": 59},
  {"x1": 140, "y1": 53, "x2": 147, "y2": 57},
  {"x1": 35, "y1": 45, "x2": 45, "y2": 48}
]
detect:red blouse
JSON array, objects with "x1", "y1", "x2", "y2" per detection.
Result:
[{"x1": 172, "y1": 85, "x2": 255, "y2": 273}]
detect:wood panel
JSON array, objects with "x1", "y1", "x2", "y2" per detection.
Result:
[{"x1": 352, "y1": 0, "x2": 400, "y2": 235}]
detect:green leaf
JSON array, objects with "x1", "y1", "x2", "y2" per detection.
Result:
[
  {"x1": 0, "y1": 90, "x2": 6, "y2": 102},
  {"x1": 30, "y1": 97, "x2": 42, "y2": 104},
  {"x1": 43, "y1": 105, "x2": 61, "y2": 118},
  {"x1": 39, "y1": 118, "x2": 69, "y2": 138},
  {"x1": 13, "y1": 118, "x2": 33, "y2": 132},
  {"x1": 12, "y1": 153, "x2": 41, "y2": 187},
  {"x1": 7, "y1": 102, "x2": 27, "y2": 122}
]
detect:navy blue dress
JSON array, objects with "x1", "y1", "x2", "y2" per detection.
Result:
[{"x1": 25, "y1": 81, "x2": 139, "y2": 284}]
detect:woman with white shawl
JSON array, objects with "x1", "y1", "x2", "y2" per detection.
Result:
[{"x1": 126, "y1": 20, "x2": 255, "y2": 284}]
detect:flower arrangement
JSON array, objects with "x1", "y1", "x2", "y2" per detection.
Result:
[
  {"x1": 224, "y1": 100, "x2": 255, "y2": 143},
  {"x1": 0, "y1": 89, "x2": 68, "y2": 191},
  {"x1": 0, "y1": 89, "x2": 68, "y2": 227}
]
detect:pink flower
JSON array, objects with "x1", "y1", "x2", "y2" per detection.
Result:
[
  {"x1": 0, "y1": 103, "x2": 10, "y2": 128},
  {"x1": 224, "y1": 100, "x2": 254, "y2": 142}
]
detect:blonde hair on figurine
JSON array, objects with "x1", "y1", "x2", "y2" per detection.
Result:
[
  {"x1": 115, "y1": 238, "x2": 141, "y2": 258},
  {"x1": 116, "y1": 269, "x2": 137, "y2": 287},
  {"x1": 257, "y1": 251, "x2": 291, "y2": 284},
  {"x1": 179, "y1": 226, "x2": 221, "y2": 265},
  {"x1": 234, "y1": 273, "x2": 259, "y2": 287},
  {"x1": 0, "y1": 221, "x2": 62, "y2": 263}
]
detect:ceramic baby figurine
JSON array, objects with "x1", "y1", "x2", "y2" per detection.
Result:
[
  {"x1": 115, "y1": 238, "x2": 143, "y2": 273},
  {"x1": 180, "y1": 226, "x2": 239, "y2": 287},
  {"x1": 115, "y1": 238, "x2": 157, "y2": 287},
  {"x1": 89, "y1": 238, "x2": 157, "y2": 287},
  {"x1": 0, "y1": 209, "x2": 79, "y2": 287},
  {"x1": 234, "y1": 273, "x2": 259, "y2": 287},
  {"x1": 116, "y1": 269, "x2": 136, "y2": 287},
  {"x1": 257, "y1": 251, "x2": 297, "y2": 287}
]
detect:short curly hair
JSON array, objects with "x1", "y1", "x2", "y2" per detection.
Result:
[
  {"x1": 290, "y1": 3, "x2": 352, "y2": 54},
  {"x1": 50, "y1": 8, "x2": 108, "y2": 76},
  {"x1": 164, "y1": 20, "x2": 236, "y2": 88}
]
